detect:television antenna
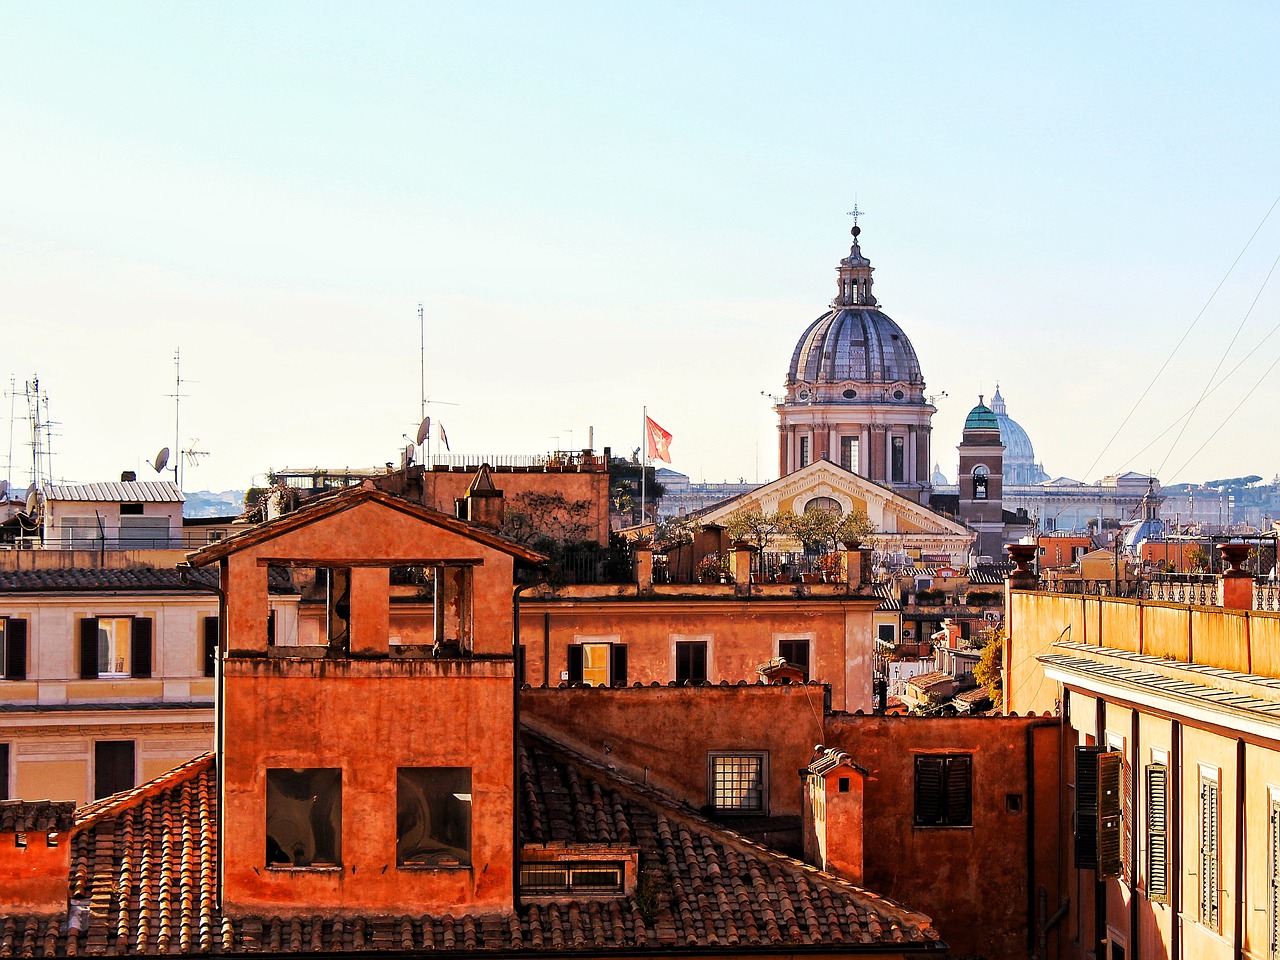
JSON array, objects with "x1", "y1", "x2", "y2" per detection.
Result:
[
  {"x1": 183, "y1": 440, "x2": 210, "y2": 469},
  {"x1": 415, "y1": 303, "x2": 458, "y2": 466}
]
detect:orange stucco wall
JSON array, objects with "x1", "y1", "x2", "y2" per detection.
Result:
[
  {"x1": 520, "y1": 685, "x2": 822, "y2": 818},
  {"x1": 519, "y1": 596, "x2": 877, "y2": 713},
  {"x1": 824, "y1": 714, "x2": 1061, "y2": 960},
  {"x1": 0, "y1": 831, "x2": 70, "y2": 914},
  {"x1": 221, "y1": 658, "x2": 515, "y2": 917}
]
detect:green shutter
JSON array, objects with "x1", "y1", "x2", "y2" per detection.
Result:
[
  {"x1": 1145, "y1": 763, "x2": 1168, "y2": 902},
  {"x1": 1200, "y1": 778, "x2": 1220, "y2": 928},
  {"x1": 1075, "y1": 746, "x2": 1103, "y2": 869},
  {"x1": 1097, "y1": 751, "x2": 1123, "y2": 880}
]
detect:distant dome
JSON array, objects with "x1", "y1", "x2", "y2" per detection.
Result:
[
  {"x1": 931, "y1": 463, "x2": 949, "y2": 486},
  {"x1": 990, "y1": 387, "x2": 1049, "y2": 486},
  {"x1": 787, "y1": 308, "x2": 924, "y2": 386}
]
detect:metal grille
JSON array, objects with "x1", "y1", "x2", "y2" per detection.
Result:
[
  {"x1": 710, "y1": 755, "x2": 764, "y2": 812},
  {"x1": 519, "y1": 862, "x2": 624, "y2": 896}
]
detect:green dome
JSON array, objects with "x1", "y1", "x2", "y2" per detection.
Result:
[{"x1": 964, "y1": 400, "x2": 999, "y2": 431}]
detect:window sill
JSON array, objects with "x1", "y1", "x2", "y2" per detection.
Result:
[
  {"x1": 398, "y1": 862, "x2": 472, "y2": 871},
  {"x1": 266, "y1": 864, "x2": 343, "y2": 873},
  {"x1": 912, "y1": 823, "x2": 974, "y2": 830}
]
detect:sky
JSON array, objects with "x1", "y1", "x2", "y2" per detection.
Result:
[{"x1": 3, "y1": 3, "x2": 1280, "y2": 494}]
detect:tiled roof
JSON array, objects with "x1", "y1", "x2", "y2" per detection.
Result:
[
  {"x1": 0, "y1": 737, "x2": 940, "y2": 956},
  {"x1": 808, "y1": 745, "x2": 868, "y2": 778},
  {"x1": 905, "y1": 671, "x2": 953, "y2": 693},
  {"x1": 953, "y1": 686, "x2": 991, "y2": 705},
  {"x1": 0, "y1": 800, "x2": 75, "y2": 833},
  {"x1": 0, "y1": 566, "x2": 296, "y2": 594},
  {"x1": 873, "y1": 582, "x2": 900, "y2": 611},
  {"x1": 44, "y1": 482, "x2": 184, "y2": 503}
]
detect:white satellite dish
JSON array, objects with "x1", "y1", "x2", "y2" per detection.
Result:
[
  {"x1": 401, "y1": 443, "x2": 415, "y2": 468},
  {"x1": 25, "y1": 490, "x2": 38, "y2": 515},
  {"x1": 0, "y1": 480, "x2": 8, "y2": 499},
  {"x1": 414, "y1": 417, "x2": 431, "y2": 446},
  {"x1": 154, "y1": 447, "x2": 170, "y2": 473}
]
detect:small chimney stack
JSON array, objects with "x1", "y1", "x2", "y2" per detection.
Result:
[{"x1": 121, "y1": 470, "x2": 137, "y2": 482}]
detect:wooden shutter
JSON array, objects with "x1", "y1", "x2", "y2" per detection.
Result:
[
  {"x1": 1075, "y1": 746, "x2": 1103, "y2": 869},
  {"x1": 945, "y1": 754, "x2": 972, "y2": 826},
  {"x1": 1270, "y1": 796, "x2": 1280, "y2": 956},
  {"x1": 4, "y1": 619, "x2": 27, "y2": 681},
  {"x1": 129, "y1": 618, "x2": 153, "y2": 679},
  {"x1": 1097, "y1": 750, "x2": 1123, "y2": 880},
  {"x1": 203, "y1": 616, "x2": 219, "y2": 678},
  {"x1": 1200, "y1": 777, "x2": 1220, "y2": 928},
  {"x1": 93, "y1": 740, "x2": 135, "y2": 800},
  {"x1": 610, "y1": 644, "x2": 628, "y2": 687},
  {"x1": 567, "y1": 645, "x2": 583, "y2": 685},
  {"x1": 79, "y1": 618, "x2": 100, "y2": 679},
  {"x1": 915, "y1": 755, "x2": 946, "y2": 826},
  {"x1": 1146, "y1": 763, "x2": 1168, "y2": 902},
  {"x1": 266, "y1": 610, "x2": 276, "y2": 646}
]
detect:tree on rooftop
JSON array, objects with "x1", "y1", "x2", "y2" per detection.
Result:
[{"x1": 722, "y1": 506, "x2": 786, "y2": 553}]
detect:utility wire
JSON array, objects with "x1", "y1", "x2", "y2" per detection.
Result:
[
  {"x1": 1156, "y1": 243, "x2": 1280, "y2": 476},
  {"x1": 1080, "y1": 193, "x2": 1280, "y2": 481}
]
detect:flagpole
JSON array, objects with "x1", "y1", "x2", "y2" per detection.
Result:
[{"x1": 640, "y1": 406, "x2": 647, "y2": 528}]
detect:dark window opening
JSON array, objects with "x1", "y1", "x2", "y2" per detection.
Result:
[
  {"x1": 1006, "y1": 793, "x2": 1023, "y2": 814},
  {"x1": 914, "y1": 753, "x2": 972, "y2": 827},
  {"x1": 778, "y1": 639, "x2": 810, "y2": 681},
  {"x1": 709, "y1": 753, "x2": 767, "y2": 814},
  {"x1": 397, "y1": 768, "x2": 471, "y2": 867},
  {"x1": 267, "y1": 768, "x2": 342, "y2": 867},
  {"x1": 119, "y1": 503, "x2": 144, "y2": 516},
  {"x1": 519, "y1": 862, "x2": 625, "y2": 896},
  {"x1": 973, "y1": 467, "x2": 989, "y2": 501},
  {"x1": 799, "y1": 437, "x2": 810, "y2": 468},
  {"x1": 891, "y1": 436, "x2": 905, "y2": 483},
  {"x1": 0, "y1": 743, "x2": 9, "y2": 800},
  {"x1": 94, "y1": 740, "x2": 135, "y2": 800},
  {"x1": 203, "y1": 616, "x2": 219, "y2": 677},
  {"x1": 838, "y1": 777, "x2": 851, "y2": 793},
  {"x1": 675, "y1": 641, "x2": 707, "y2": 684},
  {"x1": 2, "y1": 618, "x2": 28, "y2": 681}
]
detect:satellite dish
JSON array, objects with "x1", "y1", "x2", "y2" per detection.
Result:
[
  {"x1": 154, "y1": 447, "x2": 170, "y2": 473},
  {"x1": 402, "y1": 443, "x2": 415, "y2": 468},
  {"x1": 0, "y1": 480, "x2": 8, "y2": 499},
  {"x1": 25, "y1": 490, "x2": 38, "y2": 516},
  {"x1": 414, "y1": 417, "x2": 431, "y2": 446}
]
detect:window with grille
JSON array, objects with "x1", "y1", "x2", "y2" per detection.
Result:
[
  {"x1": 708, "y1": 753, "x2": 767, "y2": 814},
  {"x1": 1199, "y1": 774, "x2": 1220, "y2": 929},
  {"x1": 914, "y1": 754, "x2": 972, "y2": 827},
  {"x1": 519, "y1": 862, "x2": 625, "y2": 896},
  {"x1": 1145, "y1": 763, "x2": 1168, "y2": 902},
  {"x1": 799, "y1": 437, "x2": 810, "y2": 467}
]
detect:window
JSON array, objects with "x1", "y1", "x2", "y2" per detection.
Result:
[
  {"x1": 914, "y1": 754, "x2": 972, "y2": 827},
  {"x1": 708, "y1": 753, "x2": 767, "y2": 814},
  {"x1": 0, "y1": 742, "x2": 9, "y2": 800},
  {"x1": 520, "y1": 862, "x2": 624, "y2": 897},
  {"x1": 79, "y1": 617, "x2": 152, "y2": 679},
  {"x1": 118, "y1": 516, "x2": 170, "y2": 548},
  {"x1": 778, "y1": 638, "x2": 810, "y2": 681},
  {"x1": 1199, "y1": 772, "x2": 1220, "y2": 929},
  {"x1": 804, "y1": 497, "x2": 842, "y2": 516},
  {"x1": 567, "y1": 642, "x2": 627, "y2": 687},
  {"x1": 877, "y1": 623, "x2": 896, "y2": 644},
  {"x1": 119, "y1": 503, "x2": 144, "y2": 516},
  {"x1": 840, "y1": 436, "x2": 859, "y2": 473},
  {"x1": 266, "y1": 768, "x2": 342, "y2": 867},
  {"x1": 397, "y1": 768, "x2": 471, "y2": 867},
  {"x1": 1075, "y1": 746, "x2": 1123, "y2": 877},
  {"x1": 203, "y1": 616, "x2": 219, "y2": 677},
  {"x1": 891, "y1": 436, "x2": 905, "y2": 483},
  {"x1": 1, "y1": 618, "x2": 28, "y2": 681},
  {"x1": 675, "y1": 641, "x2": 707, "y2": 684},
  {"x1": 1146, "y1": 762, "x2": 1168, "y2": 902},
  {"x1": 799, "y1": 436, "x2": 810, "y2": 467},
  {"x1": 60, "y1": 517, "x2": 101, "y2": 549},
  {"x1": 973, "y1": 466, "x2": 989, "y2": 500},
  {"x1": 94, "y1": 740, "x2": 135, "y2": 800}
]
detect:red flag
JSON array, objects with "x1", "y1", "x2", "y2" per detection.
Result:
[{"x1": 645, "y1": 416, "x2": 673, "y2": 463}]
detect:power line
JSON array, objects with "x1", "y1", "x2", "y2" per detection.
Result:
[{"x1": 1081, "y1": 192, "x2": 1280, "y2": 481}]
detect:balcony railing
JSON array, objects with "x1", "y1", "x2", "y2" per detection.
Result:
[{"x1": 3, "y1": 533, "x2": 232, "y2": 551}]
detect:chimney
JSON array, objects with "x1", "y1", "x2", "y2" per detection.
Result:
[
  {"x1": 121, "y1": 470, "x2": 137, "y2": 482},
  {"x1": 0, "y1": 801, "x2": 75, "y2": 915},
  {"x1": 462, "y1": 464, "x2": 505, "y2": 530},
  {"x1": 802, "y1": 747, "x2": 865, "y2": 884}
]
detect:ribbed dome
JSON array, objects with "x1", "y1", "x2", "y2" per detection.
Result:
[
  {"x1": 964, "y1": 401, "x2": 999, "y2": 431},
  {"x1": 990, "y1": 387, "x2": 1048, "y2": 485},
  {"x1": 787, "y1": 308, "x2": 924, "y2": 386}
]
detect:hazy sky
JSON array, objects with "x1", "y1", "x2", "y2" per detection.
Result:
[{"x1": 4, "y1": 3, "x2": 1280, "y2": 494}]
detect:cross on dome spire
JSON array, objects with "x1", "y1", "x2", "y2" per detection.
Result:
[{"x1": 834, "y1": 207, "x2": 876, "y2": 307}]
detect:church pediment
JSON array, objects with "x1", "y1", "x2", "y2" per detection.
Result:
[{"x1": 699, "y1": 461, "x2": 971, "y2": 539}]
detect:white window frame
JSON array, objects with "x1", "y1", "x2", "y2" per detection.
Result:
[
  {"x1": 670, "y1": 633, "x2": 713, "y2": 684},
  {"x1": 97, "y1": 616, "x2": 133, "y2": 679}
]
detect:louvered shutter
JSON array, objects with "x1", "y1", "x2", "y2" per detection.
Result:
[
  {"x1": 610, "y1": 644, "x2": 628, "y2": 687},
  {"x1": 1075, "y1": 746, "x2": 1103, "y2": 869},
  {"x1": 4, "y1": 619, "x2": 27, "y2": 681},
  {"x1": 1270, "y1": 798, "x2": 1280, "y2": 956},
  {"x1": 1199, "y1": 778, "x2": 1220, "y2": 928},
  {"x1": 567, "y1": 645, "x2": 583, "y2": 685},
  {"x1": 1146, "y1": 763, "x2": 1168, "y2": 902},
  {"x1": 203, "y1": 616, "x2": 219, "y2": 678},
  {"x1": 130, "y1": 618, "x2": 153, "y2": 679},
  {"x1": 945, "y1": 754, "x2": 972, "y2": 826},
  {"x1": 1097, "y1": 751, "x2": 1123, "y2": 880},
  {"x1": 79, "y1": 618, "x2": 100, "y2": 679},
  {"x1": 915, "y1": 755, "x2": 946, "y2": 826}
]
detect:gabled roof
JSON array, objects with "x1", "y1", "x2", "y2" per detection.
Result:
[
  {"x1": 0, "y1": 735, "x2": 941, "y2": 956},
  {"x1": 187, "y1": 482, "x2": 545, "y2": 567},
  {"x1": 43, "y1": 481, "x2": 184, "y2": 503}
]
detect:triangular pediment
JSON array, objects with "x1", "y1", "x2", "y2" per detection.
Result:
[{"x1": 699, "y1": 460, "x2": 972, "y2": 541}]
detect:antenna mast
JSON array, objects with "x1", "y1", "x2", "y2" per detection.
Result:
[
  {"x1": 168, "y1": 349, "x2": 188, "y2": 489},
  {"x1": 418, "y1": 302, "x2": 426, "y2": 422}
]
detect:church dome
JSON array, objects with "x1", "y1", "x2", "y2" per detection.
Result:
[
  {"x1": 963, "y1": 400, "x2": 998, "y2": 431},
  {"x1": 990, "y1": 387, "x2": 1048, "y2": 486},
  {"x1": 787, "y1": 308, "x2": 924, "y2": 386}
]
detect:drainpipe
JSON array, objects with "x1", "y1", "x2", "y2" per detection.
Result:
[{"x1": 512, "y1": 576, "x2": 544, "y2": 910}]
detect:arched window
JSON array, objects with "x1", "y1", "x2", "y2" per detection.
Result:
[
  {"x1": 804, "y1": 497, "x2": 843, "y2": 516},
  {"x1": 973, "y1": 465, "x2": 989, "y2": 501}
]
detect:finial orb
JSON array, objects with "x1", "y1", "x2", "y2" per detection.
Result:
[{"x1": 851, "y1": 225, "x2": 861, "y2": 238}]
